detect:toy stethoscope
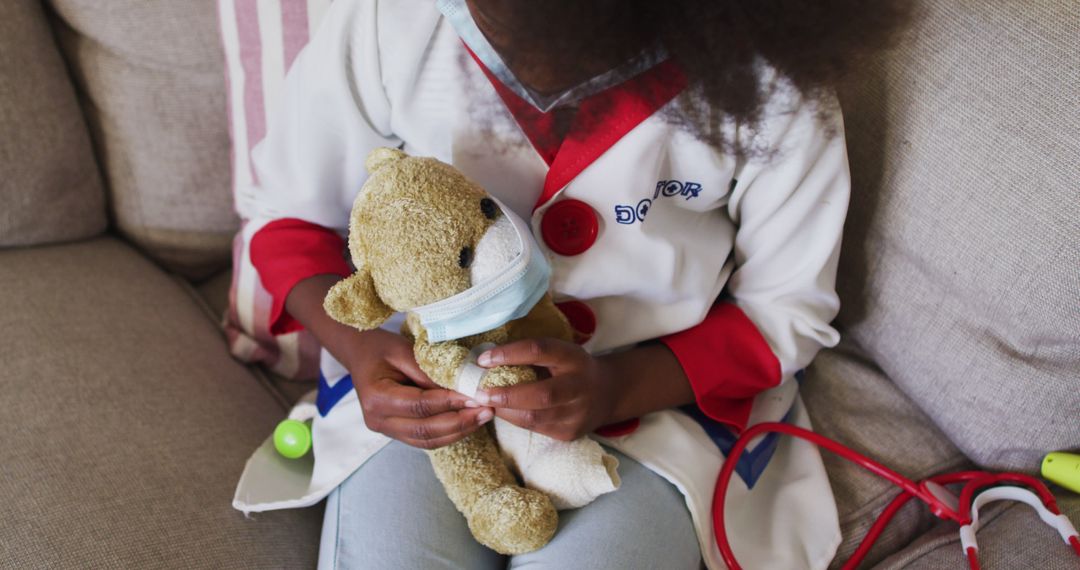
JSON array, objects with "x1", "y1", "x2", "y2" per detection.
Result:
[{"x1": 715, "y1": 423, "x2": 1080, "y2": 570}]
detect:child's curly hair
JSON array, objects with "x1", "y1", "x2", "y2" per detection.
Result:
[{"x1": 477, "y1": 0, "x2": 911, "y2": 154}]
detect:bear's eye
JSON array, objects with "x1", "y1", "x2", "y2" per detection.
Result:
[
  {"x1": 480, "y1": 198, "x2": 497, "y2": 220},
  {"x1": 458, "y1": 246, "x2": 474, "y2": 269}
]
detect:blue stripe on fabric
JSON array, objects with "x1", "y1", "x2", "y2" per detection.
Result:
[
  {"x1": 681, "y1": 370, "x2": 804, "y2": 491},
  {"x1": 680, "y1": 405, "x2": 789, "y2": 489},
  {"x1": 317, "y1": 372, "x2": 354, "y2": 417}
]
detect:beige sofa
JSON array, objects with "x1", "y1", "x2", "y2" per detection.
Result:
[{"x1": 2, "y1": 0, "x2": 1076, "y2": 568}]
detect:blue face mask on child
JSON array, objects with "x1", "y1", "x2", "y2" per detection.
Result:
[
  {"x1": 410, "y1": 198, "x2": 551, "y2": 343},
  {"x1": 435, "y1": 0, "x2": 665, "y2": 113}
]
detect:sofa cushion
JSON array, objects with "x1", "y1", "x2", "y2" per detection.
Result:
[
  {"x1": 834, "y1": 0, "x2": 1080, "y2": 471},
  {"x1": 0, "y1": 238, "x2": 320, "y2": 567},
  {"x1": 874, "y1": 492, "x2": 1080, "y2": 569},
  {"x1": 196, "y1": 267, "x2": 233, "y2": 323},
  {"x1": 0, "y1": 0, "x2": 105, "y2": 247},
  {"x1": 195, "y1": 267, "x2": 317, "y2": 406},
  {"x1": 803, "y1": 341, "x2": 969, "y2": 568},
  {"x1": 46, "y1": 0, "x2": 237, "y2": 279}
]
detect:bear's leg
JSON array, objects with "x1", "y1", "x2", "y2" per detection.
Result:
[{"x1": 428, "y1": 427, "x2": 557, "y2": 555}]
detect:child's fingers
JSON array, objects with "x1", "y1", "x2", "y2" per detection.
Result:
[
  {"x1": 494, "y1": 405, "x2": 584, "y2": 441},
  {"x1": 365, "y1": 379, "x2": 471, "y2": 418},
  {"x1": 477, "y1": 338, "x2": 584, "y2": 370},
  {"x1": 381, "y1": 407, "x2": 494, "y2": 450},
  {"x1": 474, "y1": 373, "x2": 578, "y2": 409},
  {"x1": 386, "y1": 348, "x2": 436, "y2": 388}
]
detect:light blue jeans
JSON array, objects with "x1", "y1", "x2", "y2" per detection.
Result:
[{"x1": 318, "y1": 441, "x2": 701, "y2": 569}]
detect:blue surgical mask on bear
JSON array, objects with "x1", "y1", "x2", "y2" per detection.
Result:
[{"x1": 411, "y1": 197, "x2": 551, "y2": 343}]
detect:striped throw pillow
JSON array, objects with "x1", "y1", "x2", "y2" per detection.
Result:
[{"x1": 217, "y1": 0, "x2": 332, "y2": 380}]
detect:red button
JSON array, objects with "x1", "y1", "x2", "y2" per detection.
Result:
[
  {"x1": 555, "y1": 300, "x2": 597, "y2": 344},
  {"x1": 540, "y1": 199, "x2": 598, "y2": 256}
]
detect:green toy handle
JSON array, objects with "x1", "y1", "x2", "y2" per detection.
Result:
[
  {"x1": 1042, "y1": 452, "x2": 1080, "y2": 494},
  {"x1": 274, "y1": 419, "x2": 313, "y2": 459}
]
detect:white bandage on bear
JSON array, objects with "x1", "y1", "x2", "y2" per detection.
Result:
[{"x1": 494, "y1": 419, "x2": 620, "y2": 510}]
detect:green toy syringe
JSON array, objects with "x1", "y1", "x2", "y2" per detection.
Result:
[{"x1": 1043, "y1": 452, "x2": 1080, "y2": 494}]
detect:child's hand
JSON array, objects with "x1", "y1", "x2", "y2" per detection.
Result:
[
  {"x1": 345, "y1": 329, "x2": 494, "y2": 449},
  {"x1": 474, "y1": 338, "x2": 618, "y2": 441}
]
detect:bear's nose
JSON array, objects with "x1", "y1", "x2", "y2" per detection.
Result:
[
  {"x1": 458, "y1": 246, "x2": 474, "y2": 269},
  {"x1": 480, "y1": 198, "x2": 497, "y2": 220}
]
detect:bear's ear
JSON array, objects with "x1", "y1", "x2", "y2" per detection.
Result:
[
  {"x1": 323, "y1": 268, "x2": 393, "y2": 330},
  {"x1": 365, "y1": 147, "x2": 407, "y2": 174}
]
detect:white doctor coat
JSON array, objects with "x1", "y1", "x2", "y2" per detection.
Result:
[{"x1": 233, "y1": 1, "x2": 851, "y2": 568}]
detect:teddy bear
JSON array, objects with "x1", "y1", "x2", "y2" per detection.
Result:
[{"x1": 322, "y1": 147, "x2": 620, "y2": 554}]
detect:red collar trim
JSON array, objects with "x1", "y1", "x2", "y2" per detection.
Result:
[
  {"x1": 466, "y1": 48, "x2": 688, "y2": 210},
  {"x1": 467, "y1": 48, "x2": 562, "y2": 166}
]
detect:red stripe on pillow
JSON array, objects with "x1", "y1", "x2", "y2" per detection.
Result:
[
  {"x1": 235, "y1": 0, "x2": 265, "y2": 185},
  {"x1": 281, "y1": 1, "x2": 311, "y2": 70}
]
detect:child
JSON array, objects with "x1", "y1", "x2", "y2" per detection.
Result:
[{"x1": 239, "y1": 0, "x2": 905, "y2": 567}]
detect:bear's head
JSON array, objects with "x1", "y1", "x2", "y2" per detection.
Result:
[{"x1": 324, "y1": 147, "x2": 523, "y2": 330}]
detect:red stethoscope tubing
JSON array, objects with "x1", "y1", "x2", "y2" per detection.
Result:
[{"x1": 713, "y1": 422, "x2": 1078, "y2": 570}]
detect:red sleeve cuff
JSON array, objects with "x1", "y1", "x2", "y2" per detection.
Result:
[
  {"x1": 249, "y1": 218, "x2": 352, "y2": 335},
  {"x1": 659, "y1": 303, "x2": 781, "y2": 432}
]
